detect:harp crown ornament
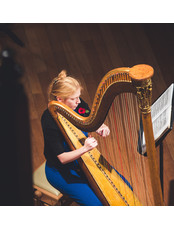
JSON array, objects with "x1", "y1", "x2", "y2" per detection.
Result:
[
  {"x1": 129, "y1": 64, "x2": 154, "y2": 114},
  {"x1": 135, "y1": 79, "x2": 152, "y2": 114}
]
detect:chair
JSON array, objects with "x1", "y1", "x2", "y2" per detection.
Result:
[{"x1": 33, "y1": 161, "x2": 75, "y2": 206}]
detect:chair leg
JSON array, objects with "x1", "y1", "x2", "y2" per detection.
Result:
[
  {"x1": 33, "y1": 190, "x2": 45, "y2": 206},
  {"x1": 33, "y1": 188, "x2": 77, "y2": 206},
  {"x1": 60, "y1": 195, "x2": 76, "y2": 206}
]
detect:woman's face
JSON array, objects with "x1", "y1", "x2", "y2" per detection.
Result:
[{"x1": 57, "y1": 88, "x2": 81, "y2": 110}]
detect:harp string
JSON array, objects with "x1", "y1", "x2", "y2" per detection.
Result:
[
  {"x1": 133, "y1": 94, "x2": 154, "y2": 205},
  {"x1": 103, "y1": 106, "x2": 121, "y2": 181},
  {"x1": 103, "y1": 138, "x2": 111, "y2": 177},
  {"x1": 127, "y1": 93, "x2": 145, "y2": 201},
  {"x1": 111, "y1": 101, "x2": 130, "y2": 196},
  {"x1": 123, "y1": 93, "x2": 141, "y2": 200},
  {"x1": 131, "y1": 94, "x2": 150, "y2": 204},
  {"x1": 132, "y1": 93, "x2": 154, "y2": 205},
  {"x1": 132, "y1": 96, "x2": 148, "y2": 203},
  {"x1": 114, "y1": 93, "x2": 140, "y2": 201},
  {"x1": 117, "y1": 95, "x2": 133, "y2": 182},
  {"x1": 100, "y1": 92, "x2": 152, "y2": 204},
  {"x1": 121, "y1": 93, "x2": 153, "y2": 205},
  {"x1": 111, "y1": 102, "x2": 123, "y2": 171},
  {"x1": 123, "y1": 93, "x2": 149, "y2": 203}
]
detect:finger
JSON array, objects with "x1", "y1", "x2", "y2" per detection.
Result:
[
  {"x1": 90, "y1": 142, "x2": 98, "y2": 148},
  {"x1": 100, "y1": 129, "x2": 106, "y2": 137},
  {"x1": 89, "y1": 137, "x2": 97, "y2": 142},
  {"x1": 104, "y1": 128, "x2": 110, "y2": 136},
  {"x1": 98, "y1": 130, "x2": 103, "y2": 136}
]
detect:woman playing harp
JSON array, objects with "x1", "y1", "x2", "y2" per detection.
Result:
[
  {"x1": 41, "y1": 70, "x2": 133, "y2": 206},
  {"x1": 47, "y1": 64, "x2": 164, "y2": 206}
]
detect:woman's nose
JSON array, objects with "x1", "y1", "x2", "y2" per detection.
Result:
[{"x1": 77, "y1": 98, "x2": 81, "y2": 104}]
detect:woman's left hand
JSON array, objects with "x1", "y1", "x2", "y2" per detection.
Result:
[{"x1": 96, "y1": 124, "x2": 110, "y2": 137}]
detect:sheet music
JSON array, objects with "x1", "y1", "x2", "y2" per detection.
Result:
[
  {"x1": 153, "y1": 109, "x2": 169, "y2": 138},
  {"x1": 151, "y1": 83, "x2": 173, "y2": 121},
  {"x1": 142, "y1": 106, "x2": 172, "y2": 145},
  {"x1": 141, "y1": 83, "x2": 174, "y2": 152}
]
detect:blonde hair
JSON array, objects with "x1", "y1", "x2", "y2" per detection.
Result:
[{"x1": 48, "y1": 70, "x2": 82, "y2": 102}]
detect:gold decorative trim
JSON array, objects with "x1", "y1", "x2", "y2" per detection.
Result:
[{"x1": 134, "y1": 79, "x2": 152, "y2": 114}]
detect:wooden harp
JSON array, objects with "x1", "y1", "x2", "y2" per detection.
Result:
[{"x1": 48, "y1": 64, "x2": 164, "y2": 206}]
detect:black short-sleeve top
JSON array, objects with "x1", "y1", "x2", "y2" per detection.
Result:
[{"x1": 41, "y1": 98, "x2": 91, "y2": 168}]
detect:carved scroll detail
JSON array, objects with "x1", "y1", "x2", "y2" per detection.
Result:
[{"x1": 134, "y1": 79, "x2": 152, "y2": 114}]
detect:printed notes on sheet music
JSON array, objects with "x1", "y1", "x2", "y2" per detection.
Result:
[{"x1": 142, "y1": 83, "x2": 174, "y2": 153}]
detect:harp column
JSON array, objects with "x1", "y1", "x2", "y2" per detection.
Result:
[{"x1": 129, "y1": 64, "x2": 164, "y2": 206}]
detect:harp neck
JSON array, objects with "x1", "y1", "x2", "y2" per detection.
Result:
[{"x1": 48, "y1": 65, "x2": 153, "y2": 132}]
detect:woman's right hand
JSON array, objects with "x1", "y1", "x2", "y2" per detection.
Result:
[
  {"x1": 58, "y1": 136, "x2": 98, "y2": 164},
  {"x1": 83, "y1": 136, "x2": 98, "y2": 152}
]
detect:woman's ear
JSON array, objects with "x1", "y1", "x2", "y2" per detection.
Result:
[{"x1": 56, "y1": 96, "x2": 64, "y2": 102}]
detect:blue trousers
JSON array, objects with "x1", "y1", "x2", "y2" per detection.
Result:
[
  {"x1": 45, "y1": 161, "x2": 103, "y2": 206},
  {"x1": 45, "y1": 160, "x2": 133, "y2": 206}
]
